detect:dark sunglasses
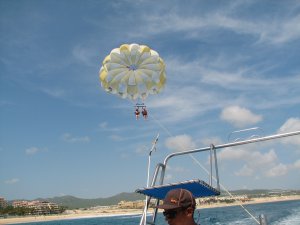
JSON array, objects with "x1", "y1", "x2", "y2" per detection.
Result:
[
  {"x1": 163, "y1": 210, "x2": 178, "y2": 219},
  {"x1": 163, "y1": 208, "x2": 186, "y2": 219}
]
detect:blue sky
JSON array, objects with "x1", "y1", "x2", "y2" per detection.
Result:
[{"x1": 1, "y1": 0, "x2": 300, "y2": 200}]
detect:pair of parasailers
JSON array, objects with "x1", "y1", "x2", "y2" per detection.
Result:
[{"x1": 135, "y1": 107, "x2": 148, "y2": 120}]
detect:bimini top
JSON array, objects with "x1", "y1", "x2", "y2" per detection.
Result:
[{"x1": 136, "y1": 179, "x2": 220, "y2": 200}]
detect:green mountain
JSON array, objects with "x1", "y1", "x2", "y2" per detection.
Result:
[
  {"x1": 30, "y1": 189, "x2": 300, "y2": 209},
  {"x1": 37, "y1": 192, "x2": 144, "y2": 209}
]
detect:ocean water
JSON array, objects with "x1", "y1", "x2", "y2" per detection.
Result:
[{"x1": 8, "y1": 200, "x2": 300, "y2": 225}]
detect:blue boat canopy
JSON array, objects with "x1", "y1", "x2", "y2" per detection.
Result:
[{"x1": 136, "y1": 179, "x2": 220, "y2": 200}]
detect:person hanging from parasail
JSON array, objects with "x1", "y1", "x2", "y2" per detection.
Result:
[
  {"x1": 142, "y1": 107, "x2": 148, "y2": 119},
  {"x1": 135, "y1": 107, "x2": 140, "y2": 120},
  {"x1": 99, "y1": 43, "x2": 166, "y2": 120}
]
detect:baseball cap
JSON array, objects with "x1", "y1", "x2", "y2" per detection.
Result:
[{"x1": 156, "y1": 188, "x2": 196, "y2": 210}]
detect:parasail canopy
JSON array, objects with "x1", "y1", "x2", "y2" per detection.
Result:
[{"x1": 99, "y1": 43, "x2": 166, "y2": 100}]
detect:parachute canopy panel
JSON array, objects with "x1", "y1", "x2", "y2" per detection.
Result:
[
  {"x1": 99, "y1": 43, "x2": 166, "y2": 100},
  {"x1": 136, "y1": 179, "x2": 220, "y2": 200}
]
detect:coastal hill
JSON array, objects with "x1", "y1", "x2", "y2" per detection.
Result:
[
  {"x1": 31, "y1": 189, "x2": 299, "y2": 209},
  {"x1": 37, "y1": 192, "x2": 143, "y2": 209}
]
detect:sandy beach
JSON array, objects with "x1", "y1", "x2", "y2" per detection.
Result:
[{"x1": 1, "y1": 195, "x2": 300, "y2": 225}]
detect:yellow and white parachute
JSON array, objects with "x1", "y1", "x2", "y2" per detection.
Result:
[{"x1": 99, "y1": 43, "x2": 166, "y2": 101}]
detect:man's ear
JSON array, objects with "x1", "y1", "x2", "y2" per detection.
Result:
[{"x1": 186, "y1": 207, "x2": 195, "y2": 217}]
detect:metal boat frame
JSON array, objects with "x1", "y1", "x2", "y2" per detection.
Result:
[{"x1": 136, "y1": 130, "x2": 300, "y2": 225}]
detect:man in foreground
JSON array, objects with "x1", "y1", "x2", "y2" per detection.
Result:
[{"x1": 156, "y1": 188, "x2": 198, "y2": 225}]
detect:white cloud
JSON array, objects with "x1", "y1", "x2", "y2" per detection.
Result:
[
  {"x1": 165, "y1": 57, "x2": 300, "y2": 93},
  {"x1": 146, "y1": 55, "x2": 300, "y2": 124},
  {"x1": 72, "y1": 45, "x2": 97, "y2": 67},
  {"x1": 164, "y1": 165, "x2": 190, "y2": 181},
  {"x1": 219, "y1": 148, "x2": 278, "y2": 167},
  {"x1": 62, "y1": 133, "x2": 90, "y2": 143},
  {"x1": 98, "y1": 122, "x2": 121, "y2": 132},
  {"x1": 149, "y1": 85, "x2": 222, "y2": 123},
  {"x1": 219, "y1": 147, "x2": 282, "y2": 177},
  {"x1": 40, "y1": 87, "x2": 67, "y2": 99},
  {"x1": 220, "y1": 106, "x2": 262, "y2": 128},
  {"x1": 277, "y1": 117, "x2": 300, "y2": 146},
  {"x1": 109, "y1": 134, "x2": 124, "y2": 142},
  {"x1": 209, "y1": 13, "x2": 300, "y2": 45},
  {"x1": 220, "y1": 144, "x2": 300, "y2": 178},
  {"x1": 99, "y1": 122, "x2": 108, "y2": 129},
  {"x1": 263, "y1": 159, "x2": 300, "y2": 177},
  {"x1": 4, "y1": 178, "x2": 20, "y2": 184},
  {"x1": 218, "y1": 148, "x2": 249, "y2": 161},
  {"x1": 136, "y1": 3, "x2": 300, "y2": 45},
  {"x1": 292, "y1": 160, "x2": 300, "y2": 169},
  {"x1": 200, "y1": 137, "x2": 223, "y2": 146},
  {"x1": 135, "y1": 145, "x2": 148, "y2": 155},
  {"x1": 251, "y1": 150, "x2": 278, "y2": 168},
  {"x1": 278, "y1": 117, "x2": 300, "y2": 133},
  {"x1": 25, "y1": 147, "x2": 40, "y2": 155},
  {"x1": 165, "y1": 134, "x2": 196, "y2": 152},
  {"x1": 258, "y1": 14, "x2": 300, "y2": 44},
  {"x1": 235, "y1": 165, "x2": 254, "y2": 177},
  {"x1": 264, "y1": 163, "x2": 288, "y2": 177},
  {"x1": 120, "y1": 152, "x2": 130, "y2": 159}
]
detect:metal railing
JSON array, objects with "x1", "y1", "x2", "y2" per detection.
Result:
[{"x1": 139, "y1": 130, "x2": 300, "y2": 225}]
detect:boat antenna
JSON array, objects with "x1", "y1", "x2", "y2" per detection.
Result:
[
  {"x1": 141, "y1": 133, "x2": 159, "y2": 225},
  {"x1": 147, "y1": 133, "x2": 159, "y2": 187}
]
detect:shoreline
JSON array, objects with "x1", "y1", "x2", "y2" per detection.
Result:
[
  {"x1": 1, "y1": 195, "x2": 300, "y2": 225},
  {"x1": 198, "y1": 195, "x2": 300, "y2": 209}
]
